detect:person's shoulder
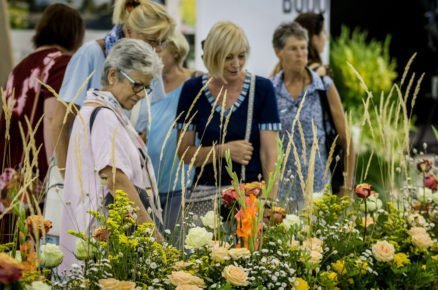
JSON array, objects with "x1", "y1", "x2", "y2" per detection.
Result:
[
  {"x1": 254, "y1": 74, "x2": 275, "y2": 93},
  {"x1": 71, "y1": 40, "x2": 104, "y2": 61},
  {"x1": 181, "y1": 75, "x2": 204, "y2": 92}
]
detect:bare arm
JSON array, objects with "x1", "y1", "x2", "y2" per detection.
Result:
[
  {"x1": 327, "y1": 84, "x2": 355, "y2": 192},
  {"x1": 259, "y1": 131, "x2": 279, "y2": 199},
  {"x1": 177, "y1": 131, "x2": 254, "y2": 167},
  {"x1": 51, "y1": 101, "x2": 77, "y2": 177},
  {"x1": 43, "y1": 97, "x2": 58, "y2": 164}
]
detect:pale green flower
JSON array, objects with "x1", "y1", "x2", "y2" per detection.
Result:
[
  {"x1": 27, "y1": 281, "x2": 51, "y2": 290},
  {"x1": 40, "y1": 243, "x2": 64, "y2": 268},
  {"x1": 282, "y1": 214, "x2": 301, "y2": 230},
  {"x1": 74, "y1": 239, "x2": 96, "y2": 260},
  {"x1": 185, "y1": 227, "x2": 213, "y2": 249}
]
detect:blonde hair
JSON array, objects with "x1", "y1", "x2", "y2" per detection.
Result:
[
  {"x1": 202, "y1": 21, "x2": 250, "y2": 81},
  {"x1": 113, "y1": 0, "x2": 175, "y2": 40},
  {"x1": 166, "y1": 29, "x2": 189, "y2": 66}
]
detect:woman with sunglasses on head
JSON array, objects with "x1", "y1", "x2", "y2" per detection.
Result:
[
  {"x1": 59, "y1": 39, "x2": 163, "y2": 270},
  {"x1": 51, "y1": 0, "x2": 175, "y2": 179}
]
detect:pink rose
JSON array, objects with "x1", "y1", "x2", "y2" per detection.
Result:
[
  {"x1": 424, "y1": 174, "x2": 438, "y2": 190},
  {"x1": 222, "y1": 187, "x2": 238, "y2": 206},
  {"x1": 355, "y1": 183, "x2": 372, "y2": 198}
]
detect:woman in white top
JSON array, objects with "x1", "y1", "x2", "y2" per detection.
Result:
[{"x1": 59, "y1": 39, "x2": 163, "y2": 270}]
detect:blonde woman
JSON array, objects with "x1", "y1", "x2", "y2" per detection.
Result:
[
  {"x1": 149, "y1": 30, "x2": 196, "y2": 229},
  {"x1": 52, "y1": 0, "x2": 175, "y2": 176},
  {"x1": 176, "y1": 21, "x2": 280, "y2": 216}
]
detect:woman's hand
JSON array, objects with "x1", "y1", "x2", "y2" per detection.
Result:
[{"x1": 221, "y1": 140, "x2": 254, "y2": 165}]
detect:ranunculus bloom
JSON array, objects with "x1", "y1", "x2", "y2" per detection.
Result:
[
  {"x1": 40, "y1": 243, "x2": 64, "y2": 268},
  {"x1": 201, "y1": 211, "x2": 221, "y2": 229},
  {"x1": 169, "y1": 271, "x2": 205, "y2": 287},
  {"x1": 355, "y1": 183, "x2": 372, "y2": 198},
  {"x1": 222, "y1": 265, "x2": 249, "y2": 286},
  {"x1": 184, "y1": 227, "x2": 213, "y2": 249},
  {"x1": 372, "y1": 240, "x2": 395, "y2": 262},
  {"x1": 228, "y1": 248, "x2": 251, "y2": 260},
  {"x1": 0, "y1": 253, "x2": 24, "y2": 284},
  {"x1": 411, "y1": 233, "x2": 433, "y2": 249},
  {"x1": 424, "y1": 174, "x2": 438, "y2": 190},
  {"x1": 417, "y1": 159, "x2": 433, "y2": 173},
  {"x1": 244, "y1": 181, "x2": 265, "y2": 197},
  {"x1": 210, "y1": 246, "x2": 230, "y2": 262},
  {"x1": 93, "y1": 227, "x2": 110, "y2": 242},
  {"x1": 25, "y1": 215, "x2": 52, "y2": 238}
]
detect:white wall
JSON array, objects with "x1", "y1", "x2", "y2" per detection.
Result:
[{"x1": 196, "y1": 0, "x2": 330, "y2": 78}]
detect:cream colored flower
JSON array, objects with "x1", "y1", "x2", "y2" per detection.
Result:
[
  {"x1": 173, "y1": 261, "x2": 194, "y2": 270},
  {"x1": 313, "y1": 191, "x2": 325, "y2": 202},
  {"x1": 210, "y1": 246, "x2": 230, "y2": 262},
  {"x1": 169, "y1": 271, "x2": 205, "y2": 287},
  {"x1": 176, "y1": 285, "x2": 203, "y2": 290},
  {"x1": 361, "y1": 215, "x2": 374, "y2": 228},
  {"x1": 408, "y1": 227, "x2": 427, "y2": 236},
  {"x1": 282, "y1": 214, "x2": 301, "y2": 230},
  {"x1": 40, "y1": 243, "x2": 64, "y2": 268},
  {"x1": 302, "y1": 237, "x2": 323, "y2": 253},
  {"x1": 411, "y1": 233, "x2": 433, "y2": 249},
  {"x1": 372, "y1": 240, "x2": 395, "y2": 262},
  {"x1": 290, "y1": 239, "x2": 300, "y2": 250},
  {"x1": 222, "y1": 265, "x2": 249, "y2": 287},
  {"x1": 185, "y1": 227, "x2": 213, "y2": 249},
  {"x1": 119, "y1": 281, "x2": 136, "y2": 290},
  {"x1": 228, "y1": 248, "x2": 251, "y2": 260},
  {"x1": 98, "y1": 278, "x2": 120, "y2": 290},
  {"x1": 407, "y1": 213, "x2": 426, "y2": 227},
  {"x1": 201, "y1": 211, "x2": 221, "y2": 229},
  {"x1": 208, "y1": 240, "x2": 231, "y2": 249},
  {"x1": 306, "y1": 250, "x2": 322, "y2": 265}
]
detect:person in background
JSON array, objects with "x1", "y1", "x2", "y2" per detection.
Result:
[
  {"x1": 176, "y1": 21, "x2": 280, "y2": 217},
  {"x1": 271, "y1": 22, "x2": 355, "y2": 207},
  {"x1": 148, "y1": 30, "x2": 196, "y2": 230},
  {"x1": 294, "y1": 12, "x2": 329, "y2": 76},
  {"x1": 51, "y1": 0, "x2": 175, "y2": 177},
  {"x1": 0, "y1": 3, "x2": 84, "y2": 183},
  {"x1": 60, "y1": 39, "x2": 163, "y2": 270}
]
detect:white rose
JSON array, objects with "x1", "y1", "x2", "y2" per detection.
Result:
[
  {"x1": 40, "y1": 243, "x2": 64, "y2": 268},
  {"x1": 27, "y1": 281, "x2": 51, "y2": 290},
  {"x1": 185, "y1": 227, "x2": 213, "y2": 249},
  {"x1": 407, "y1": 213, "x2": 427, "y2": 227},
  {"x1": 372, "y1": 240, "x2": 395, "y2": 262},
  {"x1": 201, "y1": 211, "x2": 221, "y2": 229},
  {"x1": 282, "y1": 214, "x2": 301, "y2": 230},
  {"x1": 228, "y1": 248, "x2": 251, "y2": 260},
  {"x1": 74, "y1": 239, "x2": 96, "y2": 260}
]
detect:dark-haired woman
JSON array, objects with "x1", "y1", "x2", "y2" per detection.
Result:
[{"x1": 0, "y1": 3, "x2": 84, "y2": 181}]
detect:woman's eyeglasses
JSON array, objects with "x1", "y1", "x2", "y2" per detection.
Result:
[{"x1": 120, "y1": 70, "x2": 152, "y2": 95}]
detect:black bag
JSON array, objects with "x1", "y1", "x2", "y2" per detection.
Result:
[{"x1": 317, "y1": 78, "x2": 345, "y2": 194}]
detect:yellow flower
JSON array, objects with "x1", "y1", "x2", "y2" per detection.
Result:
[
  {"x1": 393, "y1": 253, "x2": 410, "y2": 268},
  {"x1": 294, "y1": 277, "x2": 309, "y2": 290},
  {"x1": 332, "y1": 260, "x2": 347, "y2": 275}
]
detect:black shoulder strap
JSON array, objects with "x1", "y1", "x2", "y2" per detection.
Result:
[
  {"x1": 318, "y1": 76, "x2": 336, "y2": 135},
  {"x1": 89, "y1": 106, "x2": 108, "y2": 133}
]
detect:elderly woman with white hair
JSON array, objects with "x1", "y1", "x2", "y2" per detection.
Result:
[{"x1": 59, "y1": 39, "x2": 163, "y2": 269}]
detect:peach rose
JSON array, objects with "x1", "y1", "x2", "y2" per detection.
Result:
[
  {"x1": 222, "y1": 265, "x2": 249, "y2": 286},
  {"x1": 169, "y1": 271, "x2": 205, "y2": 288},
  {"x1": 308, "y1": 250, "x2": 323, "y2": 265},
  {"x1": 362, "y1": 215, "x2": 374, "y2": 227},
  {"x1": 210, "y1": 246, "x2": 230, "y2": 262},
  {"x1": 302, "y1": 237, "x2": 323, "y2": 253},
  {"x1": 173, "y1": 261, "x2": 194, "y2": 270},
  {"x1": 119, "y1": 281, "x2": 136, "y2": 290},
  {"x1": 411, "y1": 233, "x2": 433, "y2": 249},
  {"x1": 372, "y1": 240, "x2": 395, "y2": 262},
  {"x1": 176, "y1": 286, "x2": 203, "y2": 290},
  {"x1": 98, "y1": 278, "x2": 120, "y2": 290},
  {"x1": 408, "y1": 227, "x2": 427, "y2": 236},
  {"x1": 228, "y1": 248, "x2": 251, "y2": 260}
]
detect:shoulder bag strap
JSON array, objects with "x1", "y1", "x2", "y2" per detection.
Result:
[
  {"x1": 240, "y1": 73, "x2": 256, "y2": 181},
  {"x1": 318, "y1": 76, "x2": 335, "y2": 136}
]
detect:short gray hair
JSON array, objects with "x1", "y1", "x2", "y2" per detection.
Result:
[
  {"x1": 101, "y1": 38, "x2": 163, "y2": 86},
  {"x1": 272, "y1": 21, "x2": 308, "y2": 50}
]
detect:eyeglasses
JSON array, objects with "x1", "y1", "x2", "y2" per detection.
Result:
[{"x1": 120, "y1": 70, "x2": 152, "y2": 95}]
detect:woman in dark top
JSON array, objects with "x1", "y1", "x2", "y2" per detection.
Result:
[{"x1": 176, "y1": 21, "x2": 280, "y2": 216}]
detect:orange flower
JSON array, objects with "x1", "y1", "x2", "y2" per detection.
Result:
[
  {"x1": 354, "y1": 183, "x2": 372, "y2": 199},
  {"x1": 244, "y1": 181, "x2": 265, "y2": 197},
  {"x1": 93, "y1": 227, "x2": 110, "y2": 242},
  {"x1": 0, "y1": 253, "x2": 24, "y2": 284},
  {"x1": 235, "y1": 194, "x2": 259, "y2": 248},
  {"x1": 25, "y1": 215, "x2": 52, "y2": 238}
]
